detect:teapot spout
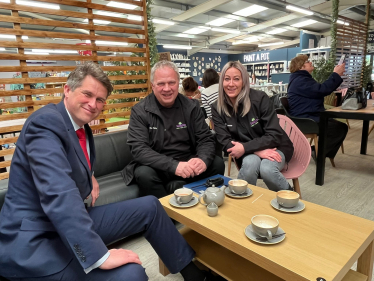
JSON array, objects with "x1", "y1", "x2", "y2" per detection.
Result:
[{"x1": 220, "y1": 185, "x2": 228, "y2": 193}]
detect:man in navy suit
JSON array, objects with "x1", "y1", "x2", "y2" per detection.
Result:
[{"x1": 0, "y1": 63, "x2": 216, "y2": 281}]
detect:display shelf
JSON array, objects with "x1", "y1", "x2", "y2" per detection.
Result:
[
  {"x1": 298, "y1": 49, "x2": 329, "y2": 63},
  {"x1": 269, "y1": 61, "x2": 286, "y2": 75}
]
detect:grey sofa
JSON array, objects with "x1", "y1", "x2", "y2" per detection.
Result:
[{"x1": 0, "y1": 130, "x2": 139, "y2": 211}]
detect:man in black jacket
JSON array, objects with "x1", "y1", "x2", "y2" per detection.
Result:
[{"x1": 123, "y1": 61, "x2": 225, "y2": 198}]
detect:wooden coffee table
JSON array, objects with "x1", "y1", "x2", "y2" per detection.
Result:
[{"x1": 159, "y1": 185, "x2": 374, "y2": 281}]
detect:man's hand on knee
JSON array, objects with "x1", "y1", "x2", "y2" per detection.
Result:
[
  {"x1": 187, "y1": 158, "x2": 207, "y2": 176},
  {"x1": 100, "y1": 249, "x2": 142, "y2": 270},
  {"x1": 175, "y1": 162, "x2": 194, "y2": 178}
]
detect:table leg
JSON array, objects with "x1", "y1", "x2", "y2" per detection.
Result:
[
  {"x1": 316, "y1": 114, "x2": 328, "y2": 186},
  {"x1": 159, "y1": 257, "x2": 170, "y2": 276},
  {"x1": 357, "y1": 241, "x2": 374, "y2": 281},
  {"x1": 361, "y1": 120, "x2": 369, "y2": 155}
]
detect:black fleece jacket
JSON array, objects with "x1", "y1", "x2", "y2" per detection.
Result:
[
  {"x1": 122, "y1": 93, "x2": 215, "y2": 185},
  {"x1": 211, "y1": 89, "x2": 294, "y2": 166}
]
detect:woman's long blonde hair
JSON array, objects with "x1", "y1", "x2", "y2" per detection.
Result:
[{"x1": 217, "y1": 61, "x2": 251, "y2": 117}]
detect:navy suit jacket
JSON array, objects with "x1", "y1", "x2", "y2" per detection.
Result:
[{"x1": 0, "y1": 101, "x2": 108, "y2": 278}]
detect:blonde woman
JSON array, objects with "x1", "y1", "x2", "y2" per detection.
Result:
[{"x1": 211, "y1": 61, "x2": 294, "y2": 191}]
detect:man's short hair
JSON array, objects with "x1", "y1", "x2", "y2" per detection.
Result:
[
  {"x1": 289, "y1": 54, "x2": 309, "y2": 73},
  {"x1": 150, "y1": 60, "x2": 180, "y2": 83},
  {"x1": 66, "y1": 62, "x2": 113, "y2": 97}
]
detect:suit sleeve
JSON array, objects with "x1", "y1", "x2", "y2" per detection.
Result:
[
  {"x1": 242, "y1": 94, "x2": 284, "y2": 154},
  {"x1": 127, "y1": 105, "x2": 179, "y2": 173},
  {"x1": 191, "y1": 101, "x2": 215, "y2": 166},
  {"x1": 293, "y1": 73, "x2": 343, "y2": 99},
  {"x1": 24, "y1": 113, "x2": 108, "y2": 271},
  {"x1": 211, "y1": 104, "x2": 234, "y2": 154}
]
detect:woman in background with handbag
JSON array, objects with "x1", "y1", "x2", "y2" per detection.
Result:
[{"x1": 287, "y1": 54, "x2": 348, "y2": 161}]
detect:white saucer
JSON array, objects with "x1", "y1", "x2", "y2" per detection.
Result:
[
  {"x1": 225, "y1": 187, "x2": 253, "y2": 198},
  {"x1": 270, "y1": 198, "x2": 305, "y2": 213},
  {"x1": 244, "y1": 224, "x2": 286, "y2": 245},
  {"x1": 169, "y1": 196, "x2": 198, "y2": 208}
]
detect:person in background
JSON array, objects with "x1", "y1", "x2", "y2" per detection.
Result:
[
  {"x1": 212, "y1": 61, "x2": 294, "y2": 192},
  {"x1": 125, "y1": 61, "x2": 225, "y2": 200},
  {"x1": 287, "y1": 54, "x2": 348, "y2": 160},
  {"x1": 179, "y1": 76, "x2": 201, "y2": 104},
  {"x1": 0, "y1": 62, "x2": 219, "y2": 281},
  {"x1": 251, "y1": 73, "x2": 256, "y2": 85},
  {"x1": 201, "y1": 68, "x2": 220, "y2": 120}
]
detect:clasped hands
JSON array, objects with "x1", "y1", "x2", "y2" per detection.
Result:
[
  {"x1": 175, "y1": 158, "x2": 207, "y2": 178},
  {"x1": 228, "y1": 141, "x2": 281, "y2": 162}
]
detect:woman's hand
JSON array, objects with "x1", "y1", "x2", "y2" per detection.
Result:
[
  {"x1": 334, "y1": 63, "x2": 345, "y2": 76},
  {"x1": 254, "y1": 148, "x2": 282, "y2": 162},
  {"x1": 227, "y1": 141, "x2": 245, "y2": 159}
]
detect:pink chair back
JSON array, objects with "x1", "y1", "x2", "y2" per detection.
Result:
[{"x1": 277, "y1": 114, "x2": 311, "y2": 179}]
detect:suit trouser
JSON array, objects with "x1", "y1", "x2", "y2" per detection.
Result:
[
  {"x1": 134, "y1": 155, "x2": 226, "y2": 198},
  {"x1": 9, "y1": 196, "x2": 194, "y2": 281}
]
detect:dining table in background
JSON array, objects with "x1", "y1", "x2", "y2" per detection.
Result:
[{"x1": 316, "y1": 106, "x2": 374, "y2": 186}]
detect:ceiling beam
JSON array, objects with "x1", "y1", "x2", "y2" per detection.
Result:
[{"x1": 172, "y1": 0, "x2": 234, "y2": 21}]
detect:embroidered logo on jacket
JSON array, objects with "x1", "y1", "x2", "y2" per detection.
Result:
[
  {"x1": 176, "y1": 122, "x2": 187, "y2": 129},
  {"x1": 250, "y1": 118, "x2": 259, "y2": 127}
]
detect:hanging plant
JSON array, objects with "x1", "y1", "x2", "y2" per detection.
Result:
[{"x1": 146, "y1": 0, "x2": 159, "y2": 67}]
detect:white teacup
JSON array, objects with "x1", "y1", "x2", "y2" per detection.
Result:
[
  {"x1": 276, "y1": 190, "x2": 300, "y2": 208},
  {"x1": 228, "y1": 179, "x2": 248, "y2": 194},
  {"x1": 251, "y1": 215, "x2": 279, "y2": 240},
  {"x1": 174, "y1": 188, "x2": 193, "y2": 205}
]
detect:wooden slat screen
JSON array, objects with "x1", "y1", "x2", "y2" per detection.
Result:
[
  {"x1": 335, "y1": 16, "x2": 368, "y2": 89},
  {"x1": 0, "y1": 0, "x2": 151, "y2": 178}
]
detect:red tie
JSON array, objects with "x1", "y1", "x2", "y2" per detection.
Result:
[{"x1": 76, "y1": 128, "x2": 91, "y2": 170}]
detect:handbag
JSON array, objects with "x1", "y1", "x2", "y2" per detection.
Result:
[{"x1": 342, "y1": 87, "x2": 366, "y2": 110}]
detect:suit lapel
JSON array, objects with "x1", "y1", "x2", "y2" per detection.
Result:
[{"x1": 56, "y1": 101, "x2": 92, "y2": 179}]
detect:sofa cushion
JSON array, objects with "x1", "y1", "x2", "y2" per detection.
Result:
[
  {"x1": 0, "y1": 179, "x2": 8, "y2": 210},
  {"x1": 93, "y1": 131, "x2": 133, "y2": 178},
  {"x1": 85, "y1": 172, "x2": 139, "y2": 207}
]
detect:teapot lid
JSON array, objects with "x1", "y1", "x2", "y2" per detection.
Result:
[{"x1": 206, "y1": 186, "x2": 220, "y2": 192}]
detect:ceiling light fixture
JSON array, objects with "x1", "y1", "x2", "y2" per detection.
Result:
[
  {"x1": 16, "y1": 0, "x2": 59, "y2": 9},
  {"x1": 291, "y1": 19, "x2": 317, "y2": 27},
  {"x1": 32, "y1": 49, "x2": 77, "y2": 54},
  {"x1": 96, "y1": 11, "x2": 126, "y2": 18},
  {"x1": 0, "y1": 47, "x2": 5, "y2": 51},
  {"x1": 127, "y1": 15, "x2": 142, "y2": 21},
  {"x1": 233, "y1": 5, "x2": 268, "y2": 17},
  {"x1": 152, "y1": 19, "x2": 174, "y2": 25},
  {"x1": 163, "y1": 44, "x2": 192, "y2": 50},
  {"x1": 86, "y1": 40, "x2": 128, "y2": 46},
  {"x1": 258, "y1": 42, "x2": 284, "y2": 47},
  {"x1": 183, "y1": 28, "x2": 208, "y2": 35},
  {"x1": 83, "y1": 19, "x2": 111, "y2": 25},
  {"x1": 286, "y1": 5, "x2": 313, "y2": 15},
  {"x1": 0, "y1": 0, "x2": 10, "y2": 3},
  {"x1": 337, "y1": 20, "x2": 349, "y2": 26},
  {"x1": 266, "y1": 28, "x2": 287, "y2": 35},
  {"x1": 107, "y1": 1, "x2": 137, "y2": 10},
  {"x1": 198, "y1": 26, "x2": 211, "y2": 30},
  {"x1": 211, "y1": 27, "x2": 241, "y2": 34},
  {"x1": 206, "y1": 18, "x2": 235, "y2": 27},
  {"x1": 175, "y1": 33, "x2": 195, "y2": 38},
  {"x1": 25, "y1": 51, "x2": 49, "y2": 55},
  {"x1": 0, "y1": 34, "x2": 28, "y2": 39}
]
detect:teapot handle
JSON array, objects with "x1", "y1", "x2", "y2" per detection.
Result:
[{"x1": 198, "y1": 193, "x2": 207, "y2": 206}]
